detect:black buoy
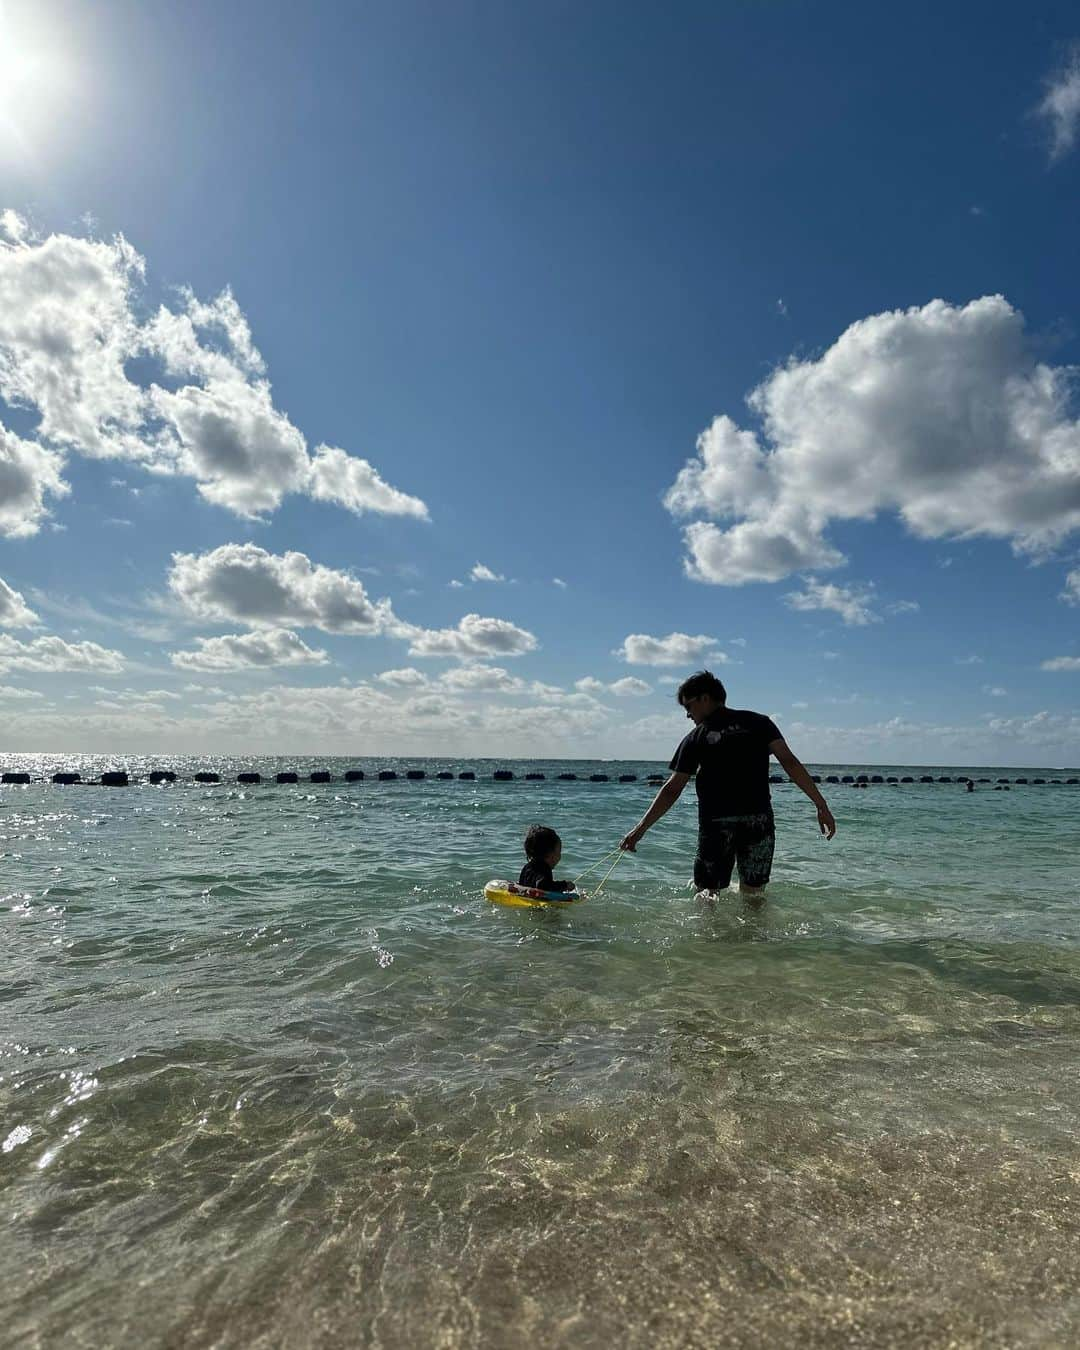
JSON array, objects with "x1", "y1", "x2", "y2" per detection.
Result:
[
  {"x1": 524, "y1": 772, "x2": 545, "y2": 780},
  {"x1": 344, "y1": 770, "x2": 365, "y2": 781},
  {"x1": 406, "y1": 770, "x2": 425, "y2": 780},
  {"x1": 436, "y1": 771, "x2": 454, "y2": 780},
  {"x1": 1032, "y1": 778, "x2": 1046, "y2": 785},
  {"x1": 558, "y1": 772, "x2": 578, "y2": 781},
  {"x1": 194, "y1": 771, "x2": 220, "y2": 783},
  {"x1": 619, "y1": 774, "x2": 637, "y2": 782},
  {"x1": 856, "y1": 774, "x2": 869, "y2": 783},
  {"x1": 52, "y1": 772, "x2": 81, "y2": 784},
  {"x1": 276, "y1": 771, "x2": 299, "y2": 784},
  {"x1": 937, "y1": 776, "x2": 952, "y2": 783},
  {"x1": 1067, "y1": 778, "x2": 1079, "y2": 785},
  {"x1": 237, "y1": 772, "x2": 261, "y2": 784},
  {"x1": 996, "y1": 779, "x2": 1010, "y2": 784},
  {"x1": 769, "y1": 774, "x2": 783, "y2": 784},
  {"x1": 100, "y1": 771, "x2": 129, "y2": 787},
  {"x1": 378, "y1": 770, "x2": 398, "y2": 781},
  {"x1": 310, "y1": 770, "x2": 332, "y2": 783},
  {"x1": 458, "y1": 771, "x2": 476, "y2": 781},
  {"x1": 589, "y1": 774, "x2": 609, "y2": 782},
  {"x1": 900, "y1": 776, "x2": 914, "y2": 783},
  {"x1": 148, "y1": 770, "x2": 176, "y2": 784},
  {"x1": 810, "y1": 774, "x2": 821, "y2": 783},
  {"x1": 886, "y1": 776, "x2": 898, "y2": 783},
  {"x1": 825, "y1": 775, "x2": 840, "y2": 784},
  {"x1": 870, "y1": 775, "x2": 883, "y2": 784},
  {"x1": 1014, "y1": 777, "x2": 1029, "y2": 785},
  {"x1": 493, "y1": 770, "x2": 514, "y2": 781},
  {"x1": 841, "y1": 775, "x2": 854, "y2": 784},
  {"x1": 919, "y1": 775, "x2": 933, "y2": 783},
  {"x1": 2, "y1": 771, "x2": 30, "y2": 784}
]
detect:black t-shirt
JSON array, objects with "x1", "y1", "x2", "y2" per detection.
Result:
[
  {"x1": 518, "y1": 860, "x2": 575, "y2": 892},
  {"x1": 669, "y1": 707, "x2": 782, "y2": 820}
]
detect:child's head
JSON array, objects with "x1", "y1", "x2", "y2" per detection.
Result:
[{"x1": 524, "y1": 823, "x2": 562, "y2": 866}]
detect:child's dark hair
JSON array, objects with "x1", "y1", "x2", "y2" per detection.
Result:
[
  {"x1": 676, "y1": 669, "x2": 727, "y2": 705},
  {"x1": 524, "y1": 824, "x2": 561, "y2": 859}
]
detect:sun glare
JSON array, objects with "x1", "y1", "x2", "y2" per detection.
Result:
[{"x1": 0, "y1": 0, "x2": 80, "y2": 160}]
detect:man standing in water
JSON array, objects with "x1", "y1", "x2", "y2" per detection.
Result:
[{"x1": 620, "y1": 671, "x2": 835, "y2": 900}]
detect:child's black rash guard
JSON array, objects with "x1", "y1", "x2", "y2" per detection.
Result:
[{"x1": 518, "y1": 860, "x2": 575, "y2": 891}]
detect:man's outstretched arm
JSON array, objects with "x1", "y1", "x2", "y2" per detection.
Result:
[
  {"x1": 620, "y1": 772, "x2": 691, "y2": 850},
  {"x1": 769, "y1": 739, "x2": 836, "y2": 839}
]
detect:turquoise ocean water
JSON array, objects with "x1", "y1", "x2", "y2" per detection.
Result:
[{"x1": 3, "y1": 754, "x2": 1080, "y2": 1348}]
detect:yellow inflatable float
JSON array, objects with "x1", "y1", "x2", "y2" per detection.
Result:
[{"x1": 484, "y1": 879, "x2": 584, "y2": 909}]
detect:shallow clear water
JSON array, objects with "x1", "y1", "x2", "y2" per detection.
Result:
[{"x1": 3, "y1": 755, "x2": 1080, "y2": 1348}]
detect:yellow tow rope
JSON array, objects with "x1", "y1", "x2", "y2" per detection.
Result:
[{"x1": 573, "y1": 845, "x2": 626, "y2": 900}]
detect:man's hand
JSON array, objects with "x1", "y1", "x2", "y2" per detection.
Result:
[
  {"x1": 817, "y1": 805, "x2": 836, "y2": 839},
  {"x1": 620, "y1": 827, "x2": 646, "y2": 852}
]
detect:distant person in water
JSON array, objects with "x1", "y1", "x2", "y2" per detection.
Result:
[
  {"x1": 519, "y1": 825, "x2": 577, "y2": 893},
  {"x1": 620, "y1": 671, "x2": 836, "y2": 901}
]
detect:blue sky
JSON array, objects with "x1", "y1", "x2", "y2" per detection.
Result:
[{"x1": 1, "y1": 0, "x2": 1079, "y2": 763}]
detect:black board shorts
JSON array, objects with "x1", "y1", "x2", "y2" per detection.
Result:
[{"x1": 694, "y1": 811, "x2": 775, "y2": 890}]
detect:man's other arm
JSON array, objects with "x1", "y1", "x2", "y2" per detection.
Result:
[
  {"x1": 620, "y1": 772, "x2": 692, "y2": 850},
  {"x1": 769, "y1": 739, "x2": 836, "y2": 839}
]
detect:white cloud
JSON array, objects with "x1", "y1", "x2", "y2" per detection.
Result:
[
  {"x1": 552, "y1": 577, "x2": 567, "y2": 589},
  {"x1": 0, "y1": 225, "x2": 147, "y2": 461},
  {"x1": 1037, "y1": 47, "x2": 1080, "y2": 161},
  {"x1": 574, "y1": 676, "x2": 605, "y2": 694},
  {"x1": 785, "y1": 578, "x2": 881, "y2": 626},
  {"x1": 615, "y1": 632, "x2": 725, "y2": 666},
  {"x1": 985, "y1": 709, "x2": 1080, "y2": 745},
  {"x1": 887, "y1": 599, "x2": 920, "y2": 615},
  {"x1": 0, "y1": 424, "x2": 69, "y2": 537},
  {"x1": 0, "y1": 684, "x2": 43, "y2": 699},
  {"x1": 609, "y1": 676, "x2": 652, "y2": 697},
  {"x1": 377, "y1": 667, "x2": 429, "y2": 688},
  {"x1": 470, "y1": 562, "x2": 505, "y2": 582},
  {"x1": 1062, "y1": 570, "x2": 1080, "y2": 605},
  {"x1": 151, "y1": 377, "x2": 311, "y2": 517},
  {"x1": 982, "y1": 685, "x2": 1008, "y2": 697},
  {"x1": 1041, "y1": 656, "x2": 1080, "y2": 672},
  {"x1": 955, "y1": 653, "x2": 983, "y2": 665},
  {"x1": 101, "y1": 687, "x2": 184, "y2": 703},
  {"x1": 0, "y1": 633, "x2": 124, "y2": 673},
  {"x1": 307, "y1": 445, "x2": 429, "y2": 520},
  {"x1": 438, "y1": 664, "x2": 526, "y2": 693},
  {"x1": 665, "y1": 297, "x2": 1080, "y2": 584},
  {"x1": 0, "y1": 216, "x2": 428, "y2": 525},
  {"x1": 574, "y1": 675, "x2": 651, "y2": 697},
  {"x1": 404, "y1": 613, "x2": 538, "y2": 660},
  {"x1": 0, "y1": 575, "x2": 38, "y2": 627},
  {"x1": 0, "y1": 210, "x2": 29, "y2": 245},
  {"x1": 170, "y1": 628, "x2": 328, "y2": 672},
  {"x1": 169, "y1": 544, "x2": 395, "y2": 635}
]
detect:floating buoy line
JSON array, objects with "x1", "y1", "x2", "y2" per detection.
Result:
[{"x1": 0, "y1": 770, "x2": 1076, "y2": 789}]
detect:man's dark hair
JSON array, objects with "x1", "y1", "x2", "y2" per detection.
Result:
[
  {"x1": 677, "y1": 670, "x2": 727, "y2": 706},
  {"x1": 524, "y1": 824, "x2": 561, "y2": 859}
]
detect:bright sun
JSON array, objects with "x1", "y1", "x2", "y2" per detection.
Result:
[{"x1": 0, "y1": 0, "x2": 79, "y2": 159}]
